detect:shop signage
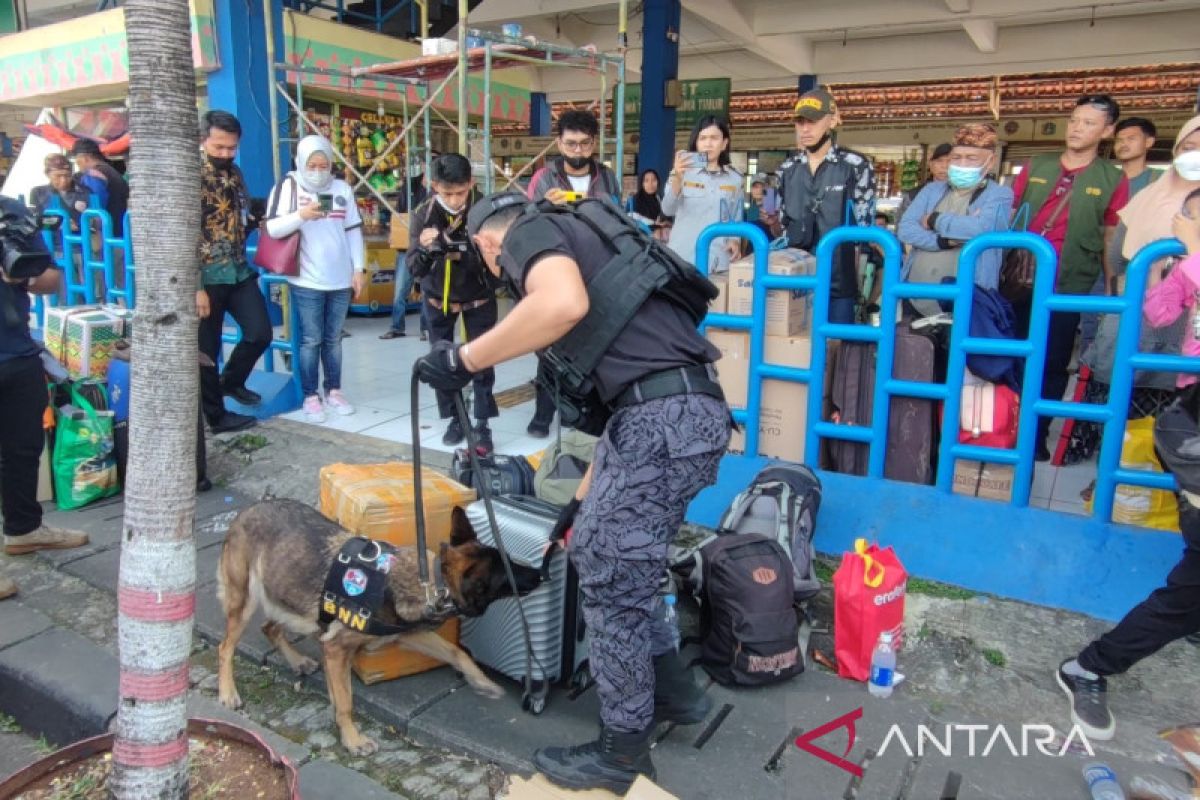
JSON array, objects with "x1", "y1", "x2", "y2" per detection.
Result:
[{"x1": 618, "y1": 78, "x2": 732, "y2": 131}]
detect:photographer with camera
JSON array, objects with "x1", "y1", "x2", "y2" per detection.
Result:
[
  {"x1": 408, "y1": 154, "x2": 498, "y2": 453},
  {"x1": 0, "y1": 196, "x2": 89, "y2": 600}
]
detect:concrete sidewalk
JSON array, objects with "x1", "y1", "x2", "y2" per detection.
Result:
[{"x1": 1, "y1": 419, "x2": 1197, "y2": 799}]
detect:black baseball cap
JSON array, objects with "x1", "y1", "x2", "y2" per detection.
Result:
[
  {"x1": 793, "y1": 88, "x2": 837, "y2": 121},
  {"x1": 466, "y1": 191, "x2": 530, "y2": 237}
]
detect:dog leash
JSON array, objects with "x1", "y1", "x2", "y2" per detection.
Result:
[{"x1": 409, "y1": 371, "x2": 547, "y2": 710}]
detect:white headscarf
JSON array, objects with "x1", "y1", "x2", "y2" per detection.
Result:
[{"x1": 293, "y1": 134, "x2": 335, "y2": 193}]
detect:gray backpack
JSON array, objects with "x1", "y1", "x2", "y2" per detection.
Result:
[
  {"x1": 716, "y1": 464, "x2": 822, "y2": 602},
  {"x1": 533, "y1": 429, "x2": 598, "y2": 507}
]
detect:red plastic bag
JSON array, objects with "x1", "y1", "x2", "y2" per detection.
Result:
[{"x1": 833, "y1": 538, "x2": 908, "y2": 682}]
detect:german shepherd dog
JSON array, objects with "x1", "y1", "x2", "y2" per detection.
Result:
[{"x1": 216, "y1": 498, "x2": 540, "y2": 755}]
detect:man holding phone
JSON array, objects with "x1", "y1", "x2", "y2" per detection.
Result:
[{"x1": 524, "y1": 109, "x2": 622, "y2": 437}]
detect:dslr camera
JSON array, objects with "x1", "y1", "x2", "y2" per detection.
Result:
[
  {"x1": 0, "y1": 196, "x2": 55, "y2": 282},
  {"x1": 427, "y1": 233, "x2": 473, "y2": 260}
]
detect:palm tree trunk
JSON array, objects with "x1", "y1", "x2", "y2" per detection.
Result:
[{"x1": 111, "y1": 0, "x2": 201, "y2": 796}]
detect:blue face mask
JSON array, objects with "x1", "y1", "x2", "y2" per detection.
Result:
[{"x1": 947, "y1": 164, "x2": 985, "y2": 190}]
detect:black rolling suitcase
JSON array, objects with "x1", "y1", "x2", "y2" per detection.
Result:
[
  {"x1": 460, "y1": 495, "x2": 590, "y2": 714},
  {"x1": 828, "y1": 323, "x2": 938, "y2": 484}
]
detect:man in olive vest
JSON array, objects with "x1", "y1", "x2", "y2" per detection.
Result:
[{"x1": 1010, "y1": 94, "x2": 1129, "y2": 461}]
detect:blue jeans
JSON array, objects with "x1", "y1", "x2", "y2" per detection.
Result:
[
  {"x1": 828, "y1": 296, "x2": 856, "y2": 325},
  {"x1": 291, "y1": 285, "x2": 351, "y2": 398},
  {"x1": 389, "y1": 251, "x2": 415, "y2": 333}
]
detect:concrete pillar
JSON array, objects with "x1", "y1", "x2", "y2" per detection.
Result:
[{"x1": 636, "y1": 0, "x2": 680, "y2": 181}]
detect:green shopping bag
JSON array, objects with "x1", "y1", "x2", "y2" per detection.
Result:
[{"x1": 52, "y1": 383, "x2": 120, "y2": 510}]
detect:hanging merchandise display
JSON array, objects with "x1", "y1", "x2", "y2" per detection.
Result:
[{"x1": 899, "y1": 156, "x2": 921, "y2": 191}]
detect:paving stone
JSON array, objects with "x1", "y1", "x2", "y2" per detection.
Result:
[
  {"x1": 346, "y1": 663, "x2": 466, "y2": 734},
  {"x1": 298, "y1": 756, "x2": 405, "y2": 800},
  {"x1": 0, "y1": 601, "x2": 52, "y2": 651},
  {"x1": 0, "y1": 628, "x2": 118, "y2": 747},
  {"x1": 0, "y1": 730, "x2": 46, "y2": 782},
  {"x1": 187, "y1": 692, "x2": 311, "y2": 767}
]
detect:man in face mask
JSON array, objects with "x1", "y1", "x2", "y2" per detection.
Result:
[
  {"x1": 524, "y1": 109, "x2": 622, "y2": 437},
  {"x1": 406, "y1": 153, "x2": 499, "y2": 453},
  {"x1": 897, "y1": 123, "x2": 1014, "y2": 319},
  {"x1": 773, "y1": 88, "x2": 875, "y2": 324},
  {"x1": 196, "y1": 110, "x2": 270, "y2": 438}
]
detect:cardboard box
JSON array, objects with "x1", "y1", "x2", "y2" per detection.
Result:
[
  {"x1": 952, "y1": 460, "x2": 1014, "y2": 502},
  {"x1": 318, "y1": 462, "x2": 478, "y2": 549},
  {"x1": 709, "y1": 331, "x2": 813, "y2": 462},
  {"x1": 388, "y1": 211, "x2": 410, "y2": 250},
  {"x1": 43, "y1": 305, "x2": 128, "y2": 380},
  {"x1": 727, "y1": 248, "x2": 815, "y2": 336},
  {"x1": 709, "y1": 273, "x2": 728, "y2": 315},
  {"x1": 352, "y1": 619, "x2": 460, "y2": 684},
  {"x1": 728, "y1": 336, "x2": 812, "y2": 462}
]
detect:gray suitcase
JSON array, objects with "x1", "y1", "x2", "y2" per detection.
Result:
[{"x1": 461, "y1": 495, "x2": 590, "y2": 713}]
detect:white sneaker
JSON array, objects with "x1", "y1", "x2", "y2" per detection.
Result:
[
  {"x1": 303, "y1": 395, "x2": 326, "y2": 423},
  {"x1": 326, "y1": 389, "x2": 355, "y2": 416}
]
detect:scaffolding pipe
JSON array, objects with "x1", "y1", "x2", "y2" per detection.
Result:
[
  {"x1": 264, "y1": 0, "x2": 282, "y2": 180},
  {"x1": 483, "y1": 41, "x2": 493, "y2": 192},
  {"x1": 457, "y1": 0, "x2": 468, "y2": 155},
  {"x1": 615, "y1": 0, "x2": 627, "y2": 193}
]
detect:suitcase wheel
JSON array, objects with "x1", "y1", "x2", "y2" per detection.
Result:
[
  {"x1": 569, "y1": 664, "x2": 591, "y2": 693},
  {"x1": 522, "y1": 683, "x2": 549, "y2": 715}
]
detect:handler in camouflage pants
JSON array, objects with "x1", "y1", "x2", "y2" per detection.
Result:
[{"x1": 570, "y1": 394, "x2": 730, "y2": 732}]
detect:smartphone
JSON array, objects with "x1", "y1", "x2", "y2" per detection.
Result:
[
  {"x1": 317, "y1": 194, "x2": 333, "y2": 213},
  {"x1": 689, "y1": 152, "x2": 707, "y2": 170},
  {"x1": 762, "y1": 187, "x2": 779, "y2": 215},
  {"x1": 560, "y1": 190, "x2": 584, "y2": 202}
]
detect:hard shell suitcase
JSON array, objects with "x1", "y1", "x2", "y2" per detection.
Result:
[
  {"x1": 828, "y1": 323, "x2": 937, "y2": 484},
  {"x1": 451, "y1": 451, "x2": 536, "y2": 498},
  {"x1": 461, "y1": 495, "x2": 589, "y2": 713}
]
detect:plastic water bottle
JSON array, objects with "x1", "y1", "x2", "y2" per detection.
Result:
[
  {"x1": 1082, "y1": 762, "x2": 1126, "y2": 800},
  {"x1": 661, "y1": 594, "x2": 681, "y2": 653},
  {"x1": 868, "y1": 631, "x2": 896, "y2": 698}
]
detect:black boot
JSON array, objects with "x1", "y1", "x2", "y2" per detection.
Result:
[
  {"x1": 534, "y1": 725, "x2": 655, "y2": 793},
  {"x1": 653, "y1": 650, "x2": 712, "y2": 724},
  {"x1": 442, "y1": 418, "x2": 464, "y2": 446}
]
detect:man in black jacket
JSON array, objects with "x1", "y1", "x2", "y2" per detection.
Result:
[
  {"x1": 408, "y1": 154, "x2": 498, "y2": 452},
  {"x1": 774, "y1": 88, "x2": 875, "y2": 324}
]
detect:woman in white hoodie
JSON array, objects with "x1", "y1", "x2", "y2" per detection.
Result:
[{"x1": 266, "y1": 135, "x2": 365, "y2": 422}]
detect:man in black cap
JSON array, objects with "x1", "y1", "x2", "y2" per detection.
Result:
[
  {"x1": 414, "y1": 192, "x2": 729, "y2": 794},
  {"x1": 70, "y1": 139, "x2": 128, "y2": 237},
  {"x1": 773, "y1": 88, "x2": 875, "y2": 324}
]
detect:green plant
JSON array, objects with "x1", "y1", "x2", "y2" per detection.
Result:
[
  {"x1": 907, "y1": 577, "x2": 976, "y2": 600},
  {"x1": 981, "y1": 648, "x2": 1007, "y2": 668},
  {"x1": 228, "y1": 433, "x2": 269, "y2": 454},
  {"x1": 0, "y1": 711, "x2": 19, "y2": 733},
  {"x1": 34, "y1": 733, "x2": 54, "y2": 754},
  {"x1": 812, "y1": 559, "x2": 835, "y2": 584}
]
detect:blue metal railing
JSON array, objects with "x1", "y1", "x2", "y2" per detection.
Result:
[
  {"x1": 35, "y1": 207, "x2": 301, "y2": 400},
  {"x1": 697, "y1": 218, "x2": 1198, "y2": 528},
  {"x1": 282, "y1": 0, "x2": 416, "y2": 32}
]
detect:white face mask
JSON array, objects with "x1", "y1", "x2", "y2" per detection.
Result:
[
  {"x1": 304, "y1": 168, "x2": 332, "y2": 190},
  {"x1": 1174, "y1": 150, "x2": 1200, "y2": 181},
  {"x1": 436, "y1": 194, "x2": 465, "y2": 215}
]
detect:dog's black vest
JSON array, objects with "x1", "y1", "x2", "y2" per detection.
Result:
[{"x1": 320, "y1": 538, "x2": 454, "y2": 635}]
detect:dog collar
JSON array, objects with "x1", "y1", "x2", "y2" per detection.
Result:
[
  {"x1": 319, "y1": 537, "x2": 452, "y2": 636},
  {"x1": 428, "y1": 555, "x2": 457, "y2": 616}
]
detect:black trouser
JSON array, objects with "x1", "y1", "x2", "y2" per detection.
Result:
[
  {"x1": 199, "y1": 276, "x2": 272, "y2": 424},
  {"x1": 0, "y1": 355, "x2": 47, "y2": 537},
  {"x1": 532, "y1": 383, "x2": 557, "y2": 428},
  {"x1": 427, "y1": 297, "x2": 499, "y2": 421},
  {"x1": 1014, "y1": 298, "x2": 1080, "y2": 448},
  {"x1": 1078, "y1": 501, "x2": 1200, "y2": 676}
]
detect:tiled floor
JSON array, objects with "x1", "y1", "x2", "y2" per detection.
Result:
[
  {"x1": 275, "y1": 311, "x2": 551, "y2": 458},
  {"x1": 265, "y1": 309, "x2": 1100, "y2": 515}
]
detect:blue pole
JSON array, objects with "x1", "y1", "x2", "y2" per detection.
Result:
[
  {"x1": 1096, "y1": 237, "x2": 1188, "y2": 521},
  {"x1": 636, "y1": 0, "x2": 680, "y2": 181}
]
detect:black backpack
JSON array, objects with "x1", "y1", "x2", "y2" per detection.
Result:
[
  {"x1": 717, "y1": 463, "x2": 822, "y2": 603},
  {"x1": 692, "y1": 533, "x2": 804, "y2": 686}
]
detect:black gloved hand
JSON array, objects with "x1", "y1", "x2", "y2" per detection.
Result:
[
  {"x1": 541, "y1": 496, "x2": 582, "y2": 580},
  {"x1": 550, "y1": 496, "x2": 581, "y2": 544},
  {"x1": 414, "y1": 340, "x2": 473, "y2": 392}
]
